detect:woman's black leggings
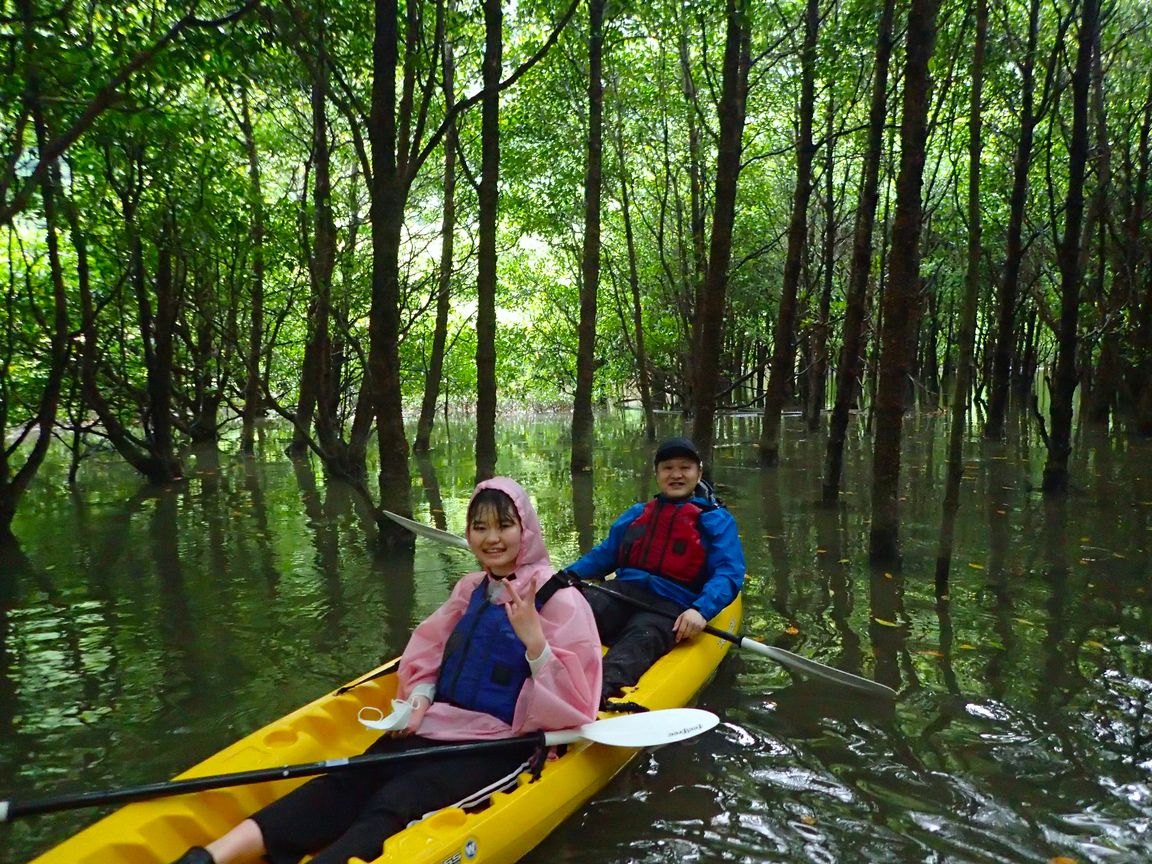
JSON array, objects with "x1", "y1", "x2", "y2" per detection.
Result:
[{"x1": 252, "y1": 734, "x2": 537, "y2": 864}]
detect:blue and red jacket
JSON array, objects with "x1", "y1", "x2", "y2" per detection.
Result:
[{"x1": 565, "y1": 491, "x2": 745, "y2": 621}]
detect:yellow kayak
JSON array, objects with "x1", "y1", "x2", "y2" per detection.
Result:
[{"x1": 27, "y1": 593, "x2": 741, "y2": 864}]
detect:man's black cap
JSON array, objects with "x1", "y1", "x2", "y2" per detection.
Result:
[{"x1": 654, "y1": 436, "x2": 702, "y2": 465}]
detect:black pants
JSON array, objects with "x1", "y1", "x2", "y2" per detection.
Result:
[
  {"x1": 252, "y1": 734, "x2": 537, "y2": 864},
  {"x1": 584, "y1": 581, "x2": 685, "y2": 700}
]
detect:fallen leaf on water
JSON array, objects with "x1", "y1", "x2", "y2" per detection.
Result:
[
  {"x1": 838, "y1": 558, "x2": 850, "y2": 564},
  {"x1": 1084, "y1": 640, "x2": 1106, "y2": 650},
  {"x1": 816, "y1": 548, "x2": 827, "y2": 554},
  {"x1": 874, "y1": 618, "x2": 899, "y2": 627},
  {"x1": 785, "y1": 626, "x2": 800, "y2": 635},
  {"x1": 884, "y1": 572, "x2": 894, "y2": 579},
  {"x1": 968, "y1": 562, "x2": 985, "y2": 570},
  {"x1": 1049, "y1": 857, "x2": 1079, "y2": 864},
  {"x1": 801, "y1": 815, "x2": 817, "y2": 826}
]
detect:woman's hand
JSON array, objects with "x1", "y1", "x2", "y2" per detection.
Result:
[
  {"x1": 504, "y1": 578, "x2": 547, "y2": 661},
  {"x1": 673, "y1": 608, "x2": 707, "y2": 643},
  {"x1": 398, "y1": 694, "x2": 432, "y2": 735}
]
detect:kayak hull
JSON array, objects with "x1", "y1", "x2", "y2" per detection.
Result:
[{"x1": 27, "y1": 593, "x2": 742, "y2": 864}]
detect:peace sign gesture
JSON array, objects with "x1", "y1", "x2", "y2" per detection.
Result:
[{"x1": 503, "y1": 578, "x2": 547, "y2": 662}]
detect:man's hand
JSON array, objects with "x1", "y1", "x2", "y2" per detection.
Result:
[{"x1": 672, "y1": 608, "x2": 707, "y2": 643}]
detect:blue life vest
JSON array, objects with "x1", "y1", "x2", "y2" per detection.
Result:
[{"x1": 435, "y1": 579, "x2": 534, "y2": 725}]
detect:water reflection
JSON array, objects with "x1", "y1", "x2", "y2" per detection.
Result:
[{"x1": 2, "y1": 414, "x2": 1151, "y2": 862}]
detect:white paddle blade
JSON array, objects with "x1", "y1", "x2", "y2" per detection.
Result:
[
  {"x1": 739, "y1": 638, "x2": 898, "y2": 698},
  {"x1": 575, "y1": 708, "x2": 719, "y2": 747},
  {"x1": 381, "y1": 509, "x2": 470, "y2": 549}
]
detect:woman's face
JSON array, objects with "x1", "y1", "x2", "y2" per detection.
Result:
[{"x1": 467, "y1": 504, "x2": 522, "y2": 577}]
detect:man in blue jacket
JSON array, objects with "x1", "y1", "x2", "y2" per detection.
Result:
[{"x1": 561, "y1": 437, "x2": 745, "y2": 709}]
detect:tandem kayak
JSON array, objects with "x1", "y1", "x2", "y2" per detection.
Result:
[{"x1": 26, "y1": 593, "x2": 742, "y2": 864}]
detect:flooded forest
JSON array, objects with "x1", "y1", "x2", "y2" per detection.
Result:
[{"x1": 3, "y1": 0, "x2": 1152, "y2": 860}]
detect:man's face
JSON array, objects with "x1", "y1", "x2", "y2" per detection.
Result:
[{"x1": 656, "y1": 457, "x2": 702, "y2": 499}]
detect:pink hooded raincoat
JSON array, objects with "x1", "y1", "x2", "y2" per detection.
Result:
[{"x1": 395, "y1": 477, "x2": 602, "y2": 740}]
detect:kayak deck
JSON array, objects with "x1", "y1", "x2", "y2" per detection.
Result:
[{"x1": 28, "y1": 594, "x2": 742, "y2": 864}]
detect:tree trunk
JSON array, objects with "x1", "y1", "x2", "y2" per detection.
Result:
[
  {"x1": 364, "y1": 0, "x2": 414, "y2": 537},
  {"x1": 613, "y1": 82, "x2": 655, "y2": 441},
  {"x1": 935, "y1": 0, "x2": 986, "y2": 592},
  {"x1": 822, "y1": 0, "x2": 895, "y2": 503},
  {"x1": 571, "y1": 0, "x2": 605, "y2": 473},
  {"x1": 475, "y1": 0, "x2": 502, "y2": 482},
  {"x1": 690, "y1": 0, "x2": 750, "y2": 468},
  {"x1": 292, "y1": 24, "x2": 337, "y2": 458},
  {"x1": 759, "y1": 0, "x2": 819, "y2": 465},
  {"x1": 146, "y1": 218, "x2": 183, "y2": 480},
  {"x1": 679, "y1": 8, "x2": 708, "y2": 374},
  {"x1": 1042, "y1": 0, "x2": 1100, "y2": 493},
  {"x1": 0, "y1": 19, "x2": 71, "y2": 541},
  {"x1": 808, "y1": 93, "x2": 836, "y2": 433},
  {"x1": 414, "y1": 32, "x2": 458, "y2": 455},
  {"x1": 984, "y1": 0, "x2": 1040, "y2": 439},
  {"x1": 239, "y1": 85, "x2": 266, "y2": 455},
  {"x1": 1125, "y1": 81, "x2": 1152, "y2": 431},
  {"x1": 869, "y1": 0, "x2": 940, "y2": 563}
]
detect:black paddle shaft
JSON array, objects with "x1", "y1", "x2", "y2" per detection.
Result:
[{"x1": 1, "y1": 733, "x2": 545, "y2": 822}]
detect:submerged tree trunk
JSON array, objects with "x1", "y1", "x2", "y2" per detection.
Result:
[
  {"x1": 936, "y1": 0, "x2": 986, "y2": 592},
  {"x1": 759, "y1": 0, "x2": 818, "y2": 465},
  {"x1": 984, "y1": 0, "x2": 1040, "y2": 439},
  {"x1": 571, "y1": 0, "x2": 605, "y2": 473},
  {"x1": 415, "y1": 33, "x2": 458, "y2": 455},
  {"x1": 1127, "y1": 83, "x2": 1152, "y2": 433},
  {"x1": 679, "y1": 8, "x2": 708, "y2": 380},
  {"x1": 1043, "y1": 0, "x2": 1100, "y2": 493},
  {"x1": 0, "y1": 27, "x2": 71, "y2": 540},
  {"x1": 822, "y1": 0, "x2": 895, "y2": 503},
  {"x1": 239, "y1": 85, "x2": 266, "y2": 455},
  {"x1": 364, "y1": 0, "x2": 415, "y2": 538},
  {"x1": 690, "y1": 0, "x2": 750, "y2": 468},
  {"x1": 869, "y1": 0, "x2": 940, "y2": 563},
  {"x1": 613, "y1": 81, "x2": 655, "y2": 441},
  {"x1": 292, "y1": 24, "x2": 336, "y2": 458},
  {"x1": 808, "y1": 93, "x2": 836, "y2": 433},
  {"x1": 475, "y1": 0, "x2": 502, "y2": 482}
]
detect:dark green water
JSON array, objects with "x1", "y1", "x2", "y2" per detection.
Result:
[{"x1": 2, "y1": 411, "x2": 1150, "y2": 862}]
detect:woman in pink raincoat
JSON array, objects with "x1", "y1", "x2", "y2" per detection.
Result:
[{"x1": 170, "y1": 477, "x2": 602, "y2": 864}]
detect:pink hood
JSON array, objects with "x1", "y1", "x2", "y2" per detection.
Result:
[
  {"x1": 470, "y1": 476, "x2": 551, "y2": 577},
  {"x1": 395, "y1": 477, "x2": 601, "y2": 738}
]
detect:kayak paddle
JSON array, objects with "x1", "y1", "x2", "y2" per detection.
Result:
[
  {"x1": 579, "y1": 581, "x2": 897, "y2": 699},
  {"x1": 383, "y1": 508, "x2": 898, "y2": 699},
  {"x1": 1, "y1": 708, "x2": 718, "y2": 821}
]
